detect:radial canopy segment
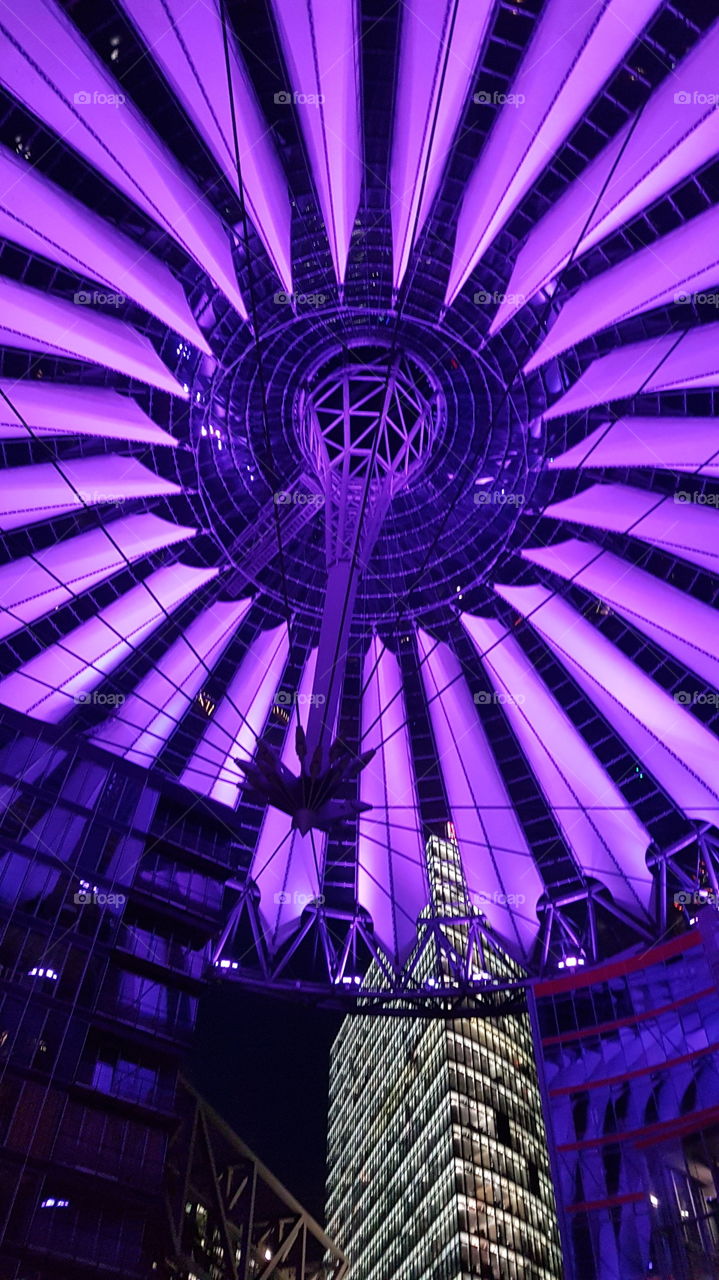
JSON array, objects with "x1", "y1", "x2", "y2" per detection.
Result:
[
  {"x1": 0, "y1": 382, "x2": 178, "y2": 446},
  {"x1": 523, "y1": 538, "x2": 719, "y2": 694},
  {"x1": 120, "y1": 0, "x2": 293, "y2": 296},
  {"x1": 271, "y1": 0, "x2": 361, "y2": 286},
  {"x1": 417, "y1": 626, "x2": 543, "y2": 961},
  {"x1": 461, "y1": 612, "x2": 652, "y2": 916},
  {"x1": 547, "y1": 416, "x2": 719, "y2": 476},
  {"x1": 445, "y1": 0, "x2": 662, "y2": 307},
  {"x1": 492, "y1": 19, "x2": 719, "y2": 332},
  {"x1": 0, "y1": 0, "x2": 246, "y2": 316},
  {"x1": 0, "y1": 457, "x2": 181, "y2": 532},
  {"x1": 391, "y1": 0, "x2": 493, "y2": 292},
  {"x1": 496, "y1": 584, "x2": 719, "y2": 825},
  {"x1": 358, "y1": 636, "x2": 428, "y2": 965},
  {"x1": 92, "y1": 599, "x2": 253, "y2": 768}
]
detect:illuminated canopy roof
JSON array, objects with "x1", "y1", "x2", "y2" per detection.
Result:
[{"x1": 0, "y1": 0, "x2": 718, "y2": 1000}]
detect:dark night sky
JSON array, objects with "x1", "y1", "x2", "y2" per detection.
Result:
[{"x1": 189, "y1": 985, "x2": 342, "y2": 1224}]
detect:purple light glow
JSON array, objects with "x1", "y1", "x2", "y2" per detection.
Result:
[
  {"x1": 252, "y1": 648, "x2": 327, "y2": 945},
  {"x1": 0, "y1": 144, "x2": 211, "y2": 354},
  {"x1": 543, "y1": 326, "x2": 719, "y2": 419},
  {"x1": 120, "y1": 0, "x2": 293, "y2": 296},
  {"x1": 0, "y1": 277, "x2": 188, "y2": 395},
  {"x1": 0, "y1": 0, "x2": 246, "y2": 317},
  {"x1": 492, "y1": 20, "x2": 719, "y2": 332},
  {"x1": 181, "y1": 623, "x2": 290, "y2": 807},
  {"x1": 358, "y1": 636, "x2": 428, "y2": 962},
  {"x1": 543, "y1": 482, "x2": 719, "y2": 576},
  {"x1": 92, "y1": 598, "x2": 252, "y2": 766},
  {"x1": 0, "y1": 456, "x2": 181, "y2": 532},
  {"x1": 547, "y1": 415, "x2": 719, "y2": 475},
  {"x1": 0, "y1": 381, "x2": 179, "y2": 445},
  {"x1": 0, "y1": 563, "x2": 217, "y2": 723},
  {"x1": 417, "y1": 626, "x2": 542, "y2": 959},
  {"x1": 391, "y1": 0, "x2": 493, "y2": 292},
  {"x1": 461, "y1": 611, "x2": 652, "y2": 913},
  {"x1": 0, "y1": 513, "x2": 195, "y2": 641},
  {"x1": 445, "y1": 0, "x2": 661, "y2": 308},
  {"x1": 522, "y1": 538, "x2": 719, "y2": 694},
  {"x1": 271, "y1": 0, "x2": 361, "y2": 286},
  {"x1": 495, "y1": 584, "x2": 719, "y2": 824}
]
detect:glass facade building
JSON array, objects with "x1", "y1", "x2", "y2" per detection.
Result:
[{"x1": 326, "y1": 836, "x2": 563, "y2": 1280}]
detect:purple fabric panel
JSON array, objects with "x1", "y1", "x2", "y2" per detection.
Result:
[
  {"x1": 0, "y1": 0, "x2": 246, "y2": 315},
  {"x1": 0, "y1": 277, "x2": 188, "y2": 395},
  {"x1": 120, "y1": 0, "x2": 292, "y2": 295},
  {"x1": 357, "y1": 636, "x2": 428, "y2": 962},
  {"x1": 446, "y1": 0, "x2": 661, "y2": 306},
  {"x1": 547, "y1": 415, "x2": 719, "y2": 475},
  {"x1": 491, "y1": 21, "x2": 719, "y2": 330},
  {"x1": 543, "y1": 326, "x2": 719, "y2": 419},
  {"x1": 417, "y1": 626, "x2": 541, "y2": 959},
  {"x1": 523, "y1": 537, "x2": 719, "y2": 692},
  {"x1": 0, "y1": 145, "x2": 210, "y2": 352},
  {"x1": 495, "y1": 583, "x2": 719, "y2": 823},
  {"x1": 181, "y1": 623, "x2": 290, "y2": 807},
  {"x1": 0, "y1": 512, "x2": 194, "y2": 640},
  {"x1": 461, "y1": 611, "x2": 651, "y2": 912},
  {"x1": 526, "y1": 203, "x2": 719, "y2": 369},
  {"x1": 271, "y1": 0, "x2": 361, "y2": 285},
  {"x1": 0, "y1": 563, "x2": 217, "y2": 723},
  {"x1": 0, "y1": 381, "x2": 178, "y2": 445},
  {"x1": 543, "y1": 482, "x2": 719, "y2": 576},
  {"x1": 0, "y1": 456, "x2": 181, "y2": 532},
  {"x1": 392, "y1": 0, "x2": 492, "y2": 291},
  {"x1": 253, "y1": 648, "x2": 326, "y2": 943},
  {"x1": 93, "y1": 599, "x2": 252, "y2": 765}
]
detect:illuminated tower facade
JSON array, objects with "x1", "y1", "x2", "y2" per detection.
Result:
[{"x1": 326, "y1": 834, "x2": 563, "y2": 1280}]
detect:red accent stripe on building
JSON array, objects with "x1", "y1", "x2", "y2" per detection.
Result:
[
  {"x1": 541, "y1": 986, "x2": 715, "y2": 1047},
  {"x1": 567, "y1": 1191, "x2": 644, "y2": 1214},
  {"x1": 549, "y1": 1039, "x2": 719, "y2": 1097},
  {"x1": 557, "y1": 1103, "x2": 719, "y2": 1153},
  {"x1": 534, "y1": 930, "x2": 701, "y2": 998}
]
